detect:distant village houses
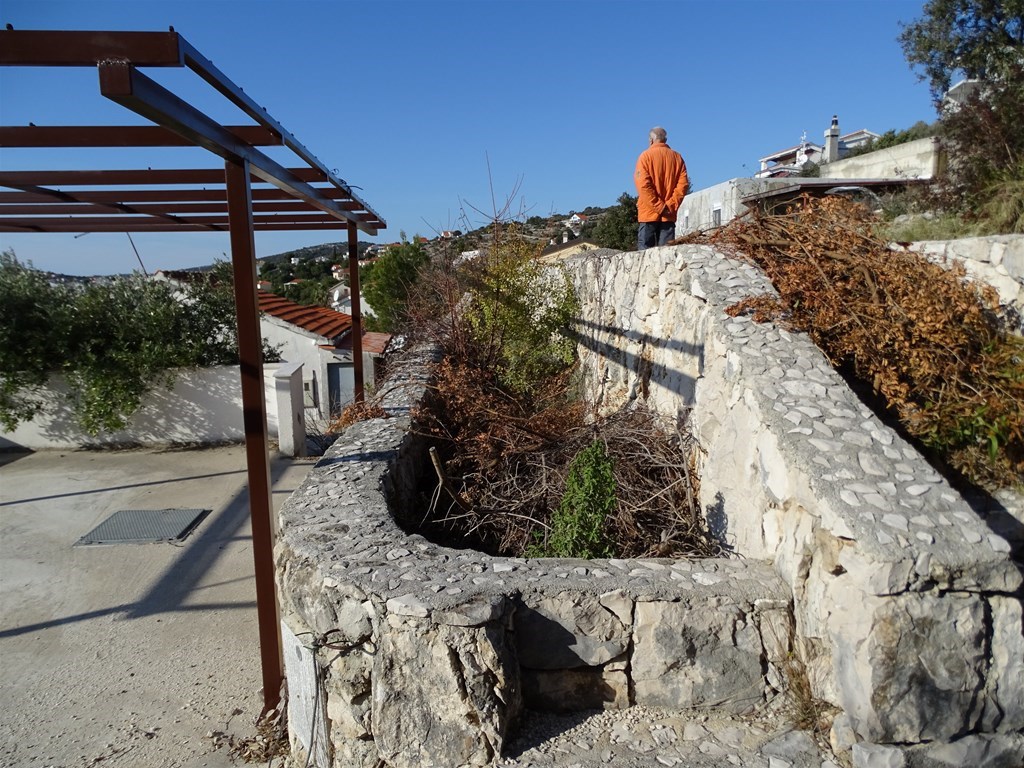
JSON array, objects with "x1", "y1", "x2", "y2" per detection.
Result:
[{"x1": 677, "y1": 114, "x2": 941, "y2": 237}]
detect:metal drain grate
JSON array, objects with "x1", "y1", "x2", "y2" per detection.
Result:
[{"x1": 75, "y1": 508, "x2": 211, "y2": 545}]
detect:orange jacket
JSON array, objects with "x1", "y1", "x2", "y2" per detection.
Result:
[{"x1": 634, "y1": 142, "x2": 689, "y2": 222}]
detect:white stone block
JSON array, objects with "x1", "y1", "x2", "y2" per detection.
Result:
[{"x1": 851, "y1": 742, "x2": 905, "y2": 768}]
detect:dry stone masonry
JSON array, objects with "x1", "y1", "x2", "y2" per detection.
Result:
[{"x1": 275, "y1": 244, "x2": 1024, "y2": 768}]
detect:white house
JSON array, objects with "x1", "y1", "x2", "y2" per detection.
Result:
[
  {"x1": 942, "y1": 79, "x2": 983, "y2": 112},
  {"x1": 676, "y1": 178, "x2": 786, "y2": 236},
  {"x1": 328, "y1": 282, "x2": 350, "y2": 312},
  {"x1": 258, "y1": 292, "x2": 390, "y2": 419},
  {"x1": 757, "y1": 116, "x2": 878, "y2": 178}
]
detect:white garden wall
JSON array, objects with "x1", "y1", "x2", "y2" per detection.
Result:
[{"x1": 0, "y1": 364, "x2": 281, "y2": 451}]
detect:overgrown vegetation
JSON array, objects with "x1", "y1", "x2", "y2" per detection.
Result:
[
  {"x1": 686, "y1": 195, "x2": 1023, "y2": 490},
  {"x1": 0, "y1": 254, "x2": 277, "y2": 434},
  {"x1": 400, "y1": 223, "x2": 720, "y2": 559}
]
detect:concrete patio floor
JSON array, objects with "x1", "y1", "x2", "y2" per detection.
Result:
[{"x1": 0, "y1": 444, "x2": 315, "y2": 768}]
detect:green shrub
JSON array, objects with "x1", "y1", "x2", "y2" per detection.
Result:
[
  {"x1": 0, "y1": 254, "x2": 277, "y2": 434},
  {"x1": 460, "y1": 234, "x2": 579, "y2": 396},
  {"x1": 981, "y1": 164, "x2": 1024, "y2": 235},
  {"x1": 877, "y1": 212, "x2": 984, "y2": 242},
  {"x1": 361, "y1": 241, "x2": 429, "y2": 332},
  {"x1": 530, "y1": 439, "x2": 617, "y2": 559},
  {"x1": 591, "y1": 192, "x2": 639, "y2": 251}
]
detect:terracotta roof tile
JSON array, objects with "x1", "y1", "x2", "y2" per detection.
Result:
[
  {"x1": 336, "y1": 330, "x2": 393, "y2": 356},
  {"x1": 258, "y1": 291, "x2": 352, "y2": 340}
]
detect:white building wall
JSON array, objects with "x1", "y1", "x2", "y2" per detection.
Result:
[
  {"x1": 0, "y1": 365, "x2": 282, "y2": 451},
  {"x1": 820, "y1": 137, "x2": 942, "y2": 180},
  {"x1": 260, "y1": 317, "x2": 352, "y2": 418},
  {"x1": 676, "y1": 178, "x2": 785, "y2": 237}
]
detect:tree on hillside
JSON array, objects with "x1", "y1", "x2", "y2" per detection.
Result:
[
  {"x1": 287, "y1": 277, "x2": 333, "y2": 306},
  {"x1": 898, "y1": 0, "x2": 1023, "y2": 100},
  {"x1": 900, "y1": 0, "x2": 1024, "y2": 227},
  {"x1": 361, "y1": 241, "x2": 429, "y2": 332},
  {"x1": 591, "y1": 193, "x2": 638, "y2": 252}
]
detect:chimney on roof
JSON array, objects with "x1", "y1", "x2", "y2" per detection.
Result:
[{"x1": 823, "y1": 115, "x2": 840, "y2": 164}]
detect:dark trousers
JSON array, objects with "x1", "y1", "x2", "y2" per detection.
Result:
[{"x1": 637, "y1": 221, "x2": 675, "y2": 251}]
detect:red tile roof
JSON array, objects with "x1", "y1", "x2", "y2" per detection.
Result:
[
  {"x1": 258, "y1": 291, "x2": 352, "y2": 340},
  {"x1": 335, "y1": 330, "x2": 393, "y2": 356}
]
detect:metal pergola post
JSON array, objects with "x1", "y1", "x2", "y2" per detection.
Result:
[
  {"x1": 348, "y1": 225, "x2": 365, "y2": 403},
  {"x1": 225, "y1": 158, "x2": 282, "y2": 708}
]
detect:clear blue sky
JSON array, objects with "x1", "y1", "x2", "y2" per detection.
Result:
[{"x1": 0, "y1": 0, "x2": 938, "y2": 275}]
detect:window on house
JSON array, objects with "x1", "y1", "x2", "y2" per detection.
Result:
[
  {"x1": 302, "y1": 378, "x2": 316, "y2": 408},
  {"x1": 712, "y1": 206, "x2": 722, "y2": 228},
  {"x1": 683, "y1": 210, "x2": 690, "y2": 230}
]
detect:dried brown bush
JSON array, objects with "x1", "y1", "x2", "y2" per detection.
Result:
[
  {"x1": 403, "y1": 221, "x2": 719, "y2": 558},
  {"x1": 694, "y1": 195, "x2": 1023, "y2": 489},
  {"x1": 414, "y1": 357, "x2": 719, "y2": 558},
  {"x1": 329, "y1": 399, "x2": 388, "y2": 431}
]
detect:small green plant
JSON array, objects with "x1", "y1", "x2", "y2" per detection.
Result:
[{"x1": 529, "y1": 439, "x2": 617, "y2": 559}]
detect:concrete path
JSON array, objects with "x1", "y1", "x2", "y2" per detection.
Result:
[{"x1": 0, "y1": 445, "x2": 315, "y2": 768}]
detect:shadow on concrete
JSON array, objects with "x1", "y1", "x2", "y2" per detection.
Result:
[
  {"x1": 0, "y1": 458, "x2": 296, "y2": 639},
  {"x1": 0, "y1": 469, "x2": 247, "y2": 508}
]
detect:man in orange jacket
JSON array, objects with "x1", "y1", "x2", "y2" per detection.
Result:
[{"x1": 634, "y1": 126, "x2": 689, "y2": 251}]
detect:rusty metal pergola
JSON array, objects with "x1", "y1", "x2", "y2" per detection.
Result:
[{"x1": 0, "y1": 28, "x2": 386, "y2": 711}]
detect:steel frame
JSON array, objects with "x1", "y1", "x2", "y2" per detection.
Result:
[{"x1": 0, "y1": 28, "x2": 385, "y2": 712}]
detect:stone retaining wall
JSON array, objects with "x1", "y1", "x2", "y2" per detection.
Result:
[
  {"x1": 566, "y1": 245, "x2": 1023, "y2": 755},
  {"x1": 275, "y1": 349, "x2": 795, "y2": 767},
  {"x1": 275, "y1": 244, "x2": 1023, "y2": 767}
]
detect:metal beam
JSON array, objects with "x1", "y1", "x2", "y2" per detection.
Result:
[
  {"x1": 177, "y1": 37, "x2": 386, "y2": 229},
  {"x1": 224, "y1": 158, "x2": 282, "y2": 714},
  {"x1": 0, "y1": 200, "x2": 341, "y2": 215},
  {"x1": 0, "y1": 125, "x2": 282, "y2": 148},
  {"x1": 0, "y1": 221, "x2": 369, "y2": 234},
  {"x1": 98, "y1": 62, "x2": 383, "y2": 233},
  {"x1": 0, "y1": 168, "x2": 331, "y2": 186},
  {"x1": 0, "y1": 213, "x2": 357, "y2": 228},
  {"x1": 0, "y1": 30, "x2": 184, "y2": 67},
  {"x1": 0, "y1": 187, "x2": 355, "y2": 204}
]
